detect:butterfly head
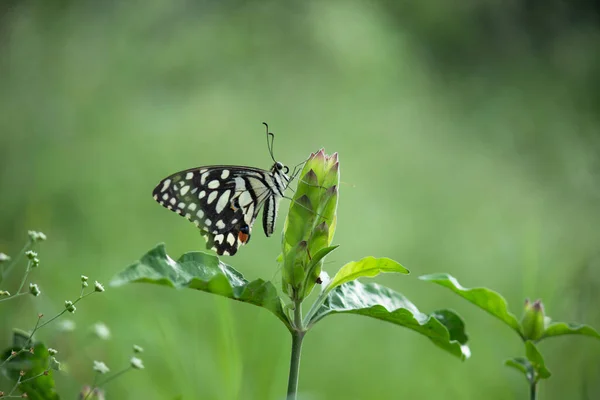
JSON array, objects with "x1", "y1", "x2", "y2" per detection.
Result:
[
  {"x1": 271, "y1": 161, "x2": 291, "y2": 187},
  {"x1": 272, "y1": 161, "x2": 289, "y2": 175}
]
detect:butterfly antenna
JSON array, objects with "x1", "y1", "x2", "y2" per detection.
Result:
[{"x1": 263, "y1": 122, "x2": 276, "y2": 163}]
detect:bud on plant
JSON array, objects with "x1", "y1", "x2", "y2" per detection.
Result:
[
  {"x1": 0, "y1": 290, "x2": 10, "y2": 297},
  {"x1": 29, "y1": 283, "x2": 41, "y2": 297},
  {"x1": 281, "y1": 150, "x2": 339, "y2": 301},
  {"x1": 133, "y1": 345, "x2": 144, "y2": 354},
  {"x1": 49, "y1": 356, "x2": 61, "y2": 371},
  {"x1": 80, "y1": 386, "x2": 105, "y2": 400},
  {"x1": 521, "y1": 298, "x2": 546, "y2": 341},
  {"x1": 94, "y1": 281, "x2": 105, "y2": 293},
  {"x1": 31, "y1": 258, "x2": 39, "y2": 268},
  {"x1": 48, "y1": 348, "x2": 58, "y2": 356},
  {"x1": 64, "y1": 300, "x2": 76, "y2": 313},
  {"x1": 81, "y1": 275, "x2": 89, "y2": 282},
  {"x1": 0, "y1": 253, "x2": 10, "y2": 263}
]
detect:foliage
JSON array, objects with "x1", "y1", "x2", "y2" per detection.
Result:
[{"x1": 113, "y1": 150, "x2": 470, "y2": 399}]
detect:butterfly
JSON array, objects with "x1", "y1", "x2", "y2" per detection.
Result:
[{"x1": 152, "y1": 123, "x2": 296, "y2": 256}]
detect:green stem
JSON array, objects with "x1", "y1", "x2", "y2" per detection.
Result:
[
  {"x1": 37, "y1": 290, "x2": 95, "y2": 330},
  {"x1": 287, "y1": 332, "x2": 304, "y2": 399},
  {"x1": 98, "y1": 366, "x2": 132, "y2": 388},
  {"x1": 287, "y1": 300, "x2": 304, "y2": 400},
  {"x1": 15, "y1": 260, "x2": 32, "y2": 296},
  {"x1": 1, "y1": 240, "x2": 32, "y2": 281},
  {"x1": 302, "y1": 288, "x2": 328, "y2": 328},
  {"x1": 83, "y1": 373, "x2": 100, "y2": 400},
  {"x1": 530, "y1": 381, "x2": 537, "y2": 400},
  {"x1": 0, "y1": 292, "x2": 28, "y2": 303}
]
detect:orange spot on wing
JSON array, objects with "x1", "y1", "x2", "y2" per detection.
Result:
[{"x1": 238, "y1": 231, "x2": 250, "y2": 244}]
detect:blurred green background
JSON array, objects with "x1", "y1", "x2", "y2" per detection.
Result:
[{"x1": 1, "y1": 0, "x2": 600, "y2": 399}]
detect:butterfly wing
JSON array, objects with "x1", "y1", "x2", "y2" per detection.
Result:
[{"x1": 152, "y1": 166, "x2": 277, "y2": 256}]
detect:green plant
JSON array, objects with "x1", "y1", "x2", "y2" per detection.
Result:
[
  {"x1": 112, "y1": 149, "x2": 471, "y2": 399},
  {"x1": 0, "y1": 232, "x2": 143, "y2": 399},
  {"x1": 420, "y1": 273, "x2": 600, "y2": 399}
]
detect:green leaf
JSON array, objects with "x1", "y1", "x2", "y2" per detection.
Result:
[
  {"x1": 326, "y1": 257, "x2": 409, "y2": 294},
  {"x1": 302, "y1": 244, "x2": 339, "y2": 299},
  {"x1": 525, "y1": 341, "x2": 551, "y2": 380},
  {"x1": 540, "y1": 322, "x2": 600, "y2": 341},
  {"x1": 306, "y1": 245, "x2": 339, "y2": 277},
  {"x1": 111, "y1": 244, "x2": 291, "y2": 330},
  {"x1": 1, "y1": 339, "x2": 60, "y2": 400},
  {"x1": 505, "y1": 357, "x2": 535, "y2": 382},
  {"x1": 308, "y1": 280, "x2": 470, "y2": 360},
  {"x1": 419, "y1": 273, "x2": 522, "y2": 336}
]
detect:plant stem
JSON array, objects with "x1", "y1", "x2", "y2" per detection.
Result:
[
  {"x1": 530, "y1": 381, "x2": 537, "y2": 400},
  {"x1": 287, "y1": 300, "x2": 305, "y2": 400},
  {"x1": 1, "y1": 240, "x2": 31, "y2": 281}
]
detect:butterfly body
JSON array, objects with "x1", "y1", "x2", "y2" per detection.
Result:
[{"x1": 152, "y1": 161, "x2": 290, "y2": 256}]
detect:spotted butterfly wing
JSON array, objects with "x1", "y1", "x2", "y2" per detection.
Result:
[{"x1": 152, "y1": 163, "x2": 290, "y2": 256}]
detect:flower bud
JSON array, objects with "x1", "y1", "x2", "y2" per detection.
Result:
[
  {"x1": 0, "y1": 253, "x2": 11, "y2": 263},
  {"x1": 521, "y1": 299, "x2": 546, "y2": 341},
  {"x1": 29, "y1": 283, "x2": 41, "y2": 297},
  {"x1": 49, "y1": 357, "x2": 61, "y2": 371},
  {"x1": 64, "y1": 300, "x2": 76, "y2": 313},
  {"x1": 94, "y1": 281, "x2": 105, "y2": 293},
  {"x1": 281, "y1": 150, "x2": 340, "y2": 301}
]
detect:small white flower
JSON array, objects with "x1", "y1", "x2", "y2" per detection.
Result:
[
  {"x1": 92, "y1": 322, "x2": 111, "y2": 340},
  {"x1": 48, "y1": 348, "x2": 58, "y2": 356},
  {"x1": 93, "y1": 360, "x2": 110, "y2": 374},
  {"x1": 0, "y1": 253, "x2": 10, "y2": 262},
  {"x1": 81, "y1": 275, "x2": 89, "y2": 282},
  {"x1": 130, "y1": 356, "x2": 144, "y2": 370},
  {"x1": 133, "y1": 345, "x2": 144, "y2": 354},
  {"x1": 28, "y1": 231, "x2": 47, "y2": 242},
  {"x1": 57, "y1": 319, "x2": 76, "y2": 332}
]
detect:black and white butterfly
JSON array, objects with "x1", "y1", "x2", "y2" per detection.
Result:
[{"x1": 152, "y1": 123, "x2": 296, "y2": 256}]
